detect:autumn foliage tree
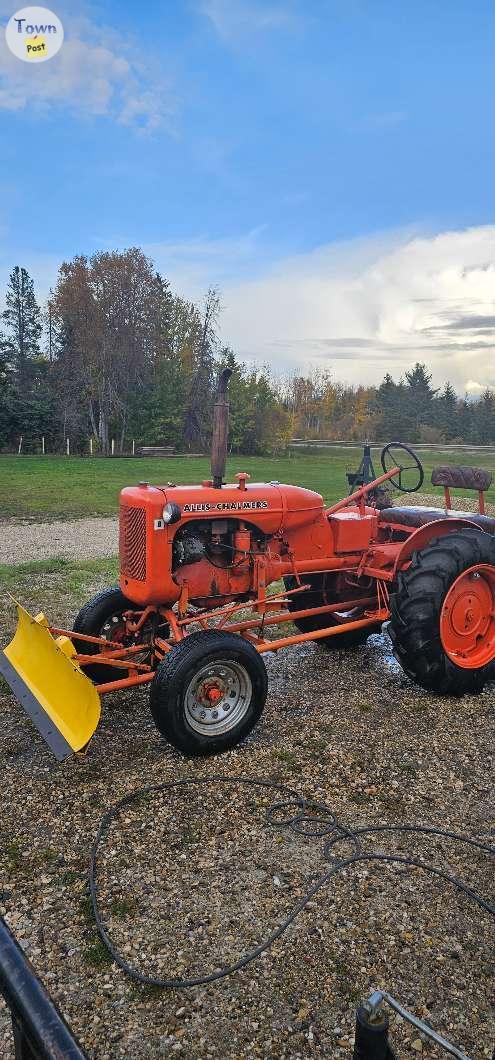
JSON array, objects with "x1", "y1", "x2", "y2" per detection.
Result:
[{"x1": 52, "y1": 249, "x2": 172, "y2": 453}]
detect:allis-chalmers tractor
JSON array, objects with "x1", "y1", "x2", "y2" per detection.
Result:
[{"x1": 2, "y1": 369, "x2": 495, "y2": 761}]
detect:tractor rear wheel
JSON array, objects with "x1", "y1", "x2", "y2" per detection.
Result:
[
  {"x1": 283, "y1": 574, "x2": 381, "y2": 649},
  {"x1": 150, "y1": 631, "x2": 268, "y2": 755},
  {"x1": 389, "y1": 528, "x2": 495, "y2": 695},
  {"x1": 73, "y1": 586, "x2": 151, "y2": 683}
]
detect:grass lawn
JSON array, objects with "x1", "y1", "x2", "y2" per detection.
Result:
[
  {"x1": 0, "y1": 446, "x2": 494, "y2": 519},
  {"x1": 0, "y1": 556, "x2": 118, "y2": 602}
]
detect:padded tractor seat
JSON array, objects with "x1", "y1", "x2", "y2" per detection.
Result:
[
  {"x1": 378, "y1": 506, "x2": 495, "y2": 534},
  {"x1": 379, "y1": 462, "x2": 495, "y2": 534}
]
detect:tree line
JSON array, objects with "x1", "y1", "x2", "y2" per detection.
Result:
[{"x1": 0, "y1": 248, "x2": 494, "y2": 455}]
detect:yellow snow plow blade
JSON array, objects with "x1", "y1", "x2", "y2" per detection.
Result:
[{"x1": 0, "y1": 602, "x2": 101, "y2": 761}]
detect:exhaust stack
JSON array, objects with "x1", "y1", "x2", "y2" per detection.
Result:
[{"x1": 211, "y1": 367, "x2": 233, "y2": 488}]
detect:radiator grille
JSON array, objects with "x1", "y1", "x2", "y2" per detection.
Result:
[{"x1": 119, "y1": 505, "x2": 146, "y2": 581}]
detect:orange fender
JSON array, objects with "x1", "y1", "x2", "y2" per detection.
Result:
[{"x1": 393, "y1": 518, "x2": 487, "y2": 577}]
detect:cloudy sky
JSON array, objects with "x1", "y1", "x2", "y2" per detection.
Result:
[{"x1": 1, "y1": 0, "x2": 495, "y2": 392}]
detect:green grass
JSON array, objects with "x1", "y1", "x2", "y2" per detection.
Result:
[
  {"x1": 82, "y1": 939, "x2": 113, "y2": 967},
  {"x1": 0, "y1": 557, "x2": 118, "y2": 594},
  {"x1": 0, "y1": 446, "x2": 494, "y2": 519}
]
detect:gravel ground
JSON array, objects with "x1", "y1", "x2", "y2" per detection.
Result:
[
  {"x1": 1, "y1": 498, "x2": 494, "y2": 1056},
  {"x1": 1, "y1": 494, "x2": 494, "y2": 566},
  {"x1": 0, "y1": 516, "x2": 117, "y2": 564},
  {"x1": 0, "y1": 567, "x2": 494, "y2": 1059}
]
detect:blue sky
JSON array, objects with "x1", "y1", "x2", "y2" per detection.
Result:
[{"x1": 1, "y1": 0, "x2": 495, "y2": 390}]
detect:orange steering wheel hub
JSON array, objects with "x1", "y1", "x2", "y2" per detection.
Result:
[{"x1": 440, "y1": 564, "x2": 495, "y2": 668}]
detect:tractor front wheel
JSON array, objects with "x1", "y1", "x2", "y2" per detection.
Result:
[
  {"x1": 150, "y1": 631, "x2": 268, "y2": 755},
  {"x1": 389, "y1": 528, "x2": 495, "y2": 695},
  {"x1": 73, "y1": 586, "x2": 148, "y2": 683}
]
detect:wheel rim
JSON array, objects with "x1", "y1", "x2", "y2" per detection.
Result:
[
  {"x1": 184, "y1": 659, "x2": 252, "y2": 736},
  {"x1": 100, "y1": 614, "x2": 152, "y2": 663},
  {"x1": 440, "y1": 564, "x2": 495, "y2": 668},
  {"x1": 101, "y1": 615, "x2": 126, "y2": 644}
]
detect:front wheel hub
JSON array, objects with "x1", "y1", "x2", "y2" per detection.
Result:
[
  {"x1": 440, "y1": 564, "x2": 495, "y2": 668},
  {"x1": 185, "y1": 660, "x2": 252, "y2": 735}
]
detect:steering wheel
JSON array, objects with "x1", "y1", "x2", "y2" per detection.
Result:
[{"x1": 380, "y1": 442, "x2": 424, "y2": 493}]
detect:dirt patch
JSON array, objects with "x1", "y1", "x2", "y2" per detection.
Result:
[{"x1": 0, "y1": 565, "x2": 494, "y2": 1059}]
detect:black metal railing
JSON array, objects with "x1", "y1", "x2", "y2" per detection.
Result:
[
  {"x1": 352, "y1": 990, "x2": 495, "y2": 1060},
  {"x1": 0, "y1": 917, "x2": 87, "y2": 1059}
]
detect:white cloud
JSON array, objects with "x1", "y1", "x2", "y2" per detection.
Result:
[
  {"x1": 465, "y1": 379, "x2": 489, "y2": 396},
  {"x1": 200, "y1": 0, "x2": 297, "y2": 41},
  {"x1": 213, "y1": 225, "x2": 495, "y2": 391},
  {"x1": 0, "y1": 9, "x2": 174, "y2": 129}
]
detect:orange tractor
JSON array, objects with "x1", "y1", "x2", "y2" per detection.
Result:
[{"x1": 2, "y1": 369, "x2": 495, "y2": 761}]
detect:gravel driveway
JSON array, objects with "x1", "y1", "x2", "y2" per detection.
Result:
[
  {"x1": 1, "y1": 550, "x2": 495, "y2": 1059},
  {"x1": 0, "y1": 517, "x2": 117, "y2": 564}
]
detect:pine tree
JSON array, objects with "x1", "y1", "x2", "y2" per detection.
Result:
[
  {"x1": 403, "y1": 363, "x2": 438, "y2": 439},
  {"x1": 2, "y1": 266, "x2": 42, "y2": 385},
  {"x1": 437, "y1": 382, "x2": 458, "y2": 441},
  {"x1": 475, "y1": 389, "x2": 495, "y2": 444},
  {"x1": 457, "y1": 397, "x2": 474, "y2": 445},
  {"x1": 0, "y1": 337, "x2": 15, "y2": 447},
  {"x1": 375, "y1": 373, "x2": 409, "y2": 439}
]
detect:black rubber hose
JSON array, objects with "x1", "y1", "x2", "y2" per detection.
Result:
[{"x1": 89, "y1": 776, "x2": 495, "y2": 991}]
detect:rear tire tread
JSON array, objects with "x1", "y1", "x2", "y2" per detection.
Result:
[{"x1": 389, "y1": 529, "x2": 495, "y2": 695}]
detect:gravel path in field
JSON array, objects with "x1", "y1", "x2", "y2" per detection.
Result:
[{"x1": 0, "y1": 517, "x2": 117, "y2": 564}]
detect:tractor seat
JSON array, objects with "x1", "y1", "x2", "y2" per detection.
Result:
[{"x1": 379, "y1": 506, "x2": 495, "y2": 534}]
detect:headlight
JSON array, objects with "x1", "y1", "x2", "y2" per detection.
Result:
[{"x1": 162, "y1": 502, "x2": 181, "y2": 524}]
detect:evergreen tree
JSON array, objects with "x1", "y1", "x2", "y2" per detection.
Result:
[
  {"x1": 375, "y1": 373, "x2": 409, "y2": 439},
  {"x1": 2, "y1": 266, "x2": 42, "y2": 385},
  {"x1": 474, "y1": 389, "x2": 495, "y2": 444},
  {"x1": 437, "y1": 382, "x2": 459, "y2": 441},
  {"x1": 457, "y1": 397, "x2": 474, "y2": 445},
  {"x1": 404, "y1": 363, "x2": 438, "y2": 439},
  {"x1": 0, "y1": 341, "x2": 15, "y2": 447}
]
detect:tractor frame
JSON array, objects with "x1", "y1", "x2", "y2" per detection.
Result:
[{"x1": 46, "y1": 457, "x2": 492, "y2": 693}]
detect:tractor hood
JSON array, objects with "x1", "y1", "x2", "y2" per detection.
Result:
[{"x1": 121, "y1": 479, "x2": 324, "y2": 535}]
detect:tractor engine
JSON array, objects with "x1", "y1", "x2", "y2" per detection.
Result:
[
  {"x1": 171, "y1": 516, "x2": 264, "y2": 608},
  {"x1": 119, "y1": 368, "x2": 329, "y2": 610},
  {"x1": 118, "y1": 478, "x2": 327, "y2": 609}
]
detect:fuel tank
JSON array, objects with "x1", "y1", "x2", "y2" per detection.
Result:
[{"x1": 119, "y1": 477, "x2": 324, "y2": 606}]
